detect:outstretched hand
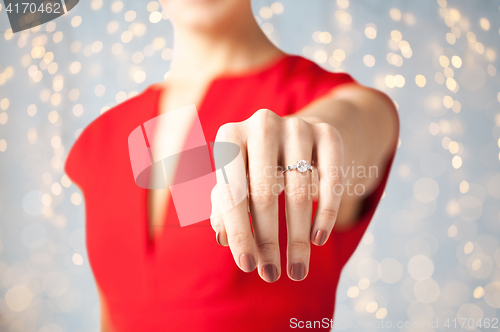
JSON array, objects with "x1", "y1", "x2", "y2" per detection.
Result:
[{"x1": 210, "y1": 109, "x2": 344, "y2": 283}]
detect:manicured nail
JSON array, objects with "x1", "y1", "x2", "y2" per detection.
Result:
[
  {"x1": 216, "y1": 230, "x2": 222, "y2": 246},
  {"x1": 312, "y1": 230, "x2": 327, "y2": 246},
  {"x1": 290, "y1": 262, "x2": 305, "y2": 281},
  {"x1": 262, "y1": 264, "x2": 278, "y2": 283},
  {"x1": 239, "y1": 254, "x2": 256, "y2": 272}
]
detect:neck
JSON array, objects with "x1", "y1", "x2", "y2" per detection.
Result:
[{"x1": 168, "y1": 16, "x2": 283, "y2": 84}]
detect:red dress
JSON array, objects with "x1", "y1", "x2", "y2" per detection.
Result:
[{"x1": 65, "y1": 54, "x2": 397, "y2": 331}]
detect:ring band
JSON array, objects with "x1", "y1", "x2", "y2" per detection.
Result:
[{"x1": 282, "y1": 160, "x2": 313, "y2": 175}]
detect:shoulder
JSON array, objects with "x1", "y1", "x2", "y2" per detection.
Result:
[
  {"x1": 86, "y1": 86, "x2": 158, "y2": 138},
  {"x1": 281, "y1": 55, "x2": 357, "y2": 88},
  {"x1": 64, "y1": 85, "x2": 158, "y2": 189},
  {"x1": 274, "y1": 55, "x2": 359, "y2": 114}
]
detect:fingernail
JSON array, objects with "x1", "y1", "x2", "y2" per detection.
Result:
[
  {"x1": 239, "y1": 254, "x2": 256, "y2": 272},
  {"x1": 216, "y1": 230, "x2": 222, "y2": 246},
  {"x1": 262, "y1": 264, "x2": 278, "y2": 283},
  {"x1": 290, "y1": 262, "x2": 305, "y2": 281},
  {"x1": 312, "y1": 230, "x2": 327, "y2": 246}
]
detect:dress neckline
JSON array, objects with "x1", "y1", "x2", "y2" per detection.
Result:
[{"x1": 146, "y1": 53, "x2": 295, "y2": 94}]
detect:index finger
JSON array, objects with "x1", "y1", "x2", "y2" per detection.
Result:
[{"x1": 212, "y1": 124, "x2": 256, "y2": 273}]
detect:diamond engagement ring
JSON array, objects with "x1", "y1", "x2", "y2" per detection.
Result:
[{"x1": 282, "y1": 160, "x2": 313, "y2": 175}]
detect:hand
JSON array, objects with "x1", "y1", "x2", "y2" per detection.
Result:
[{"x1": 210, "y1": 109, "x2": 343, "y2": 282}]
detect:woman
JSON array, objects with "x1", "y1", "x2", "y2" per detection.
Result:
[{"x1": 65, "y1": 0, "x2": 399, "y2": 330}]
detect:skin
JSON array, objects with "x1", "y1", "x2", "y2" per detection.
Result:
[{"x1": 99, "y1": 0, "x2": 399, "y2": 329}]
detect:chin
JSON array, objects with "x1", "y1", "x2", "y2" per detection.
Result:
[{"x1": 161, "y1": 0, "x2": 249, "y2": 32}]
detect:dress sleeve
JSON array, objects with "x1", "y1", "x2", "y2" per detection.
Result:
[
  {"x1": 64, "y1": 85, "x2": 153, "y2": 193},
  {"x1": 64, "y1": 109, "x2": 108, "y2": 193},
  {"x1": 284, "y1": 63, "x2": 360, "y2": 117}
]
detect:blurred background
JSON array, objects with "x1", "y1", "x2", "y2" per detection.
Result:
[{"x1": 0, "y1": 0, "x2": 499, "y2": 331}]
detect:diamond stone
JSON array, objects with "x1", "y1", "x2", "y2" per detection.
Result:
[{"x1": 296, "y1": 160, "x2": 308, "y2": 172}]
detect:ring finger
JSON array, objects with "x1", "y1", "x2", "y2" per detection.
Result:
[{"x1": 282, "y1": 118, "x2": 314, "y2": 281}]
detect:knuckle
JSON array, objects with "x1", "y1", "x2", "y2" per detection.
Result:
[
  {"x1": 256, "y1": 238, "x2": 279, "y2": 253},
  {"x1": 317, "y1": 123, "x2": 342, "y2": 143},
  {"x1": 253, "y1": 109, "x2": 278, "y2": 136},
  {"x1": 230, "y1": 231, "x2": 252, "y2": 248},
  {"x1": 316, "y1": 122, "x2": 335, "y2": 137},
  {"x1": 286, "y1": 117, "x2": 313, "y2": 141},
  {"x1": 322, "y1": 174, "x2": 342, "y2": 188},
  {"x1": 211, "y1": 222, "x2": 223, "y2": 233},
  {"x1": 254, "y1": 108, "x2": 276, "y2": 119},
  {"x1": 250, "y1": 186, "x2": 275, "y2": 208},
  {"x1": 319, "y1": 207, "x2": 338, "y2": 220},
  {"x1": 287, "y1": 184, "x2": 310, "y2": 206},
  {"x1": 289, "y1": 240, "x2": 310, "y2": 253},
  {"x1": 216, "y1": 122, "x2": 239, "y2": 142},
  {"x1": 217, "y1": 183, "x2": 246, "y2": 207},
  {"x1": 286, "y1": 117, "x2": 306, "y2": 132},
  {"x1": 321, "y1": 166, "x2": 343, "y2": 184},
  {"x1": 332, "y1": 128, "x2": 343, "y2": 145}
]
